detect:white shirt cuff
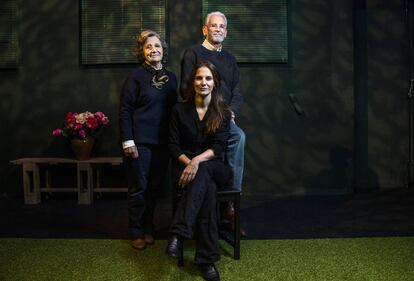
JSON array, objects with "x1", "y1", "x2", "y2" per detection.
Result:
[{"x1": 122, "y1": 140, "x2": 136, "y2": 149}]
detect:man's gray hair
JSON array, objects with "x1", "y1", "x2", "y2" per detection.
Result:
[{"x1": 204, "y1": 11, "x2": 227, "y2": 26}]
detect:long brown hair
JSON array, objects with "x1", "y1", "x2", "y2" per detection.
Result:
[{"x1": 183, "y1": 61, "x2": 230, "y2": 134}]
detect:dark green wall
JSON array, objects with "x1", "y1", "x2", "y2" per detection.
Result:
[
  {"x1": 0, "y1": 0, "x2": 410, "y2": 197},
  {"x1": 366, "y1": 1, "x2": 410, "y2": 189}
]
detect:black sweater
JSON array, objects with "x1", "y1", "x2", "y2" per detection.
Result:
[
  {"x1": 119, "y1": 65, "x2": 177, "y2": 144},
  {"x1": 168, "y1": 102, "x2": 230, "y2": 161},
  {"x1": 180, "y1": 44, "x2": 243, "y2": 116}
]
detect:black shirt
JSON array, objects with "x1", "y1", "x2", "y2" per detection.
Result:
[
  {"x1": 119, "y1": 65, "x2": 177, "y2": 144},
  {"x1": 168, "y1": 102, "x2": 230, "y2": 160}
]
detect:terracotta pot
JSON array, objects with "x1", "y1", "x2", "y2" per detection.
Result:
[{"x1": 70, "y1": 137, "x2": 95, "y2": 160}]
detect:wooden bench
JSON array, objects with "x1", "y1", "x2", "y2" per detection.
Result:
[{"x1": 10, "y1": 157, "x2": 126, "y2": 205}]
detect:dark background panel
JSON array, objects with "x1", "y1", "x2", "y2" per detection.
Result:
[{"x1": 0, "y1": 0, "x2": 412, "y2": 198}]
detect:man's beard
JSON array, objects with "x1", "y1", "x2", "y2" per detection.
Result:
[{"x1": 210, "y1": 34, "x2": 224, "y2": 43}]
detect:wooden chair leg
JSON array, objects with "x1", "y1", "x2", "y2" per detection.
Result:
[
  {"x1": 233, "y1": 192, "x2": 241, "y2": 260},
  {"x1": 177, "y1": 240, "x2": 184, "y2": 267},
  {"x1": 216, "y1": 191, "x2": 241, "y2": 260}
]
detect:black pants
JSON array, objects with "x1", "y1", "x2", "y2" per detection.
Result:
[
  {"x1": 126, "y1": 144, "x2": 169, "y2": 239},
  {"x1": 170, "y1": 160, "x2": 232, "y2": 264}
]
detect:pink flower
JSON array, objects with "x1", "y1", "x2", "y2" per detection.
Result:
[
  {"x1": 74, "y1": 124, "x2": 83, "y2": 131},
  {"x1": 101, "y1": 116, "x2": 109, "y2": 125},
  {"x1": 65, "y1": 112, "x2": 77, "y2": 126},
  {"x1": 53, "y1": 111, "x2": 109, "y2": 139},
  {"x1": 95, "y1": 112, "x2": 109, "y2": 125},
  {"x1": 78, "y1": 130, "x2": 86, "y2": 139},
  {"x1": 86, "y1": 116, "x2": 98, "y2": 129},
  {"x1": 95, "y1": 112, "x2": 105, "y2": 120}
]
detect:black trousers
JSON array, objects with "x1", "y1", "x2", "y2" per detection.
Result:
[
  {"x1": 125, "y1": 144, "x2": 169, "y2": 239},
  {"x1": 170, "y1": 160, "x2": 232, "y2": 264}
]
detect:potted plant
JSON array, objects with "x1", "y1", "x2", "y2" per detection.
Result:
[{"x1": 53, "y1": 111, "x2": 109, "y2": 160}]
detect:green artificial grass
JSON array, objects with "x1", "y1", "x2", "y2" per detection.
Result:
[{"x1": 0, "y1": 237, "x2": 413, "y2": 281}]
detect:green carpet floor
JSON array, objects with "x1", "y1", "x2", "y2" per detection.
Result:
[{"x1": 1, "y1": 237, "x2": 413, "y2": 281}]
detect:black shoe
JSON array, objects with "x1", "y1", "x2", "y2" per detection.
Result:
[
  {"x1": 199, "y1": 263, "x2": 220, "y2": 281},
  {"x1": 165, "y1": 235, "x2": 182, "y2": 258}
]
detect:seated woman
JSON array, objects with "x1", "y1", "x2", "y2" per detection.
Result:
[{"x1": 166, "y1": 61, "x2": 231, "y2": 281}]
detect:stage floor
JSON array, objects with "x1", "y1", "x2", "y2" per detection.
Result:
[{"x1": 1, "y1": 188, "x2": 413, "y2": 239}]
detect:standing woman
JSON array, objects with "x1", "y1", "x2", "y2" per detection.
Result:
[
  {"x1": 166, "y1": 61, "x2": 231, "y2": 281},
  {"x1": 119, "y1": 30, "x2": 177, "y2": 250}
]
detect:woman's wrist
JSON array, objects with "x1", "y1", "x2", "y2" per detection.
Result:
[
  {"x1": 191, "y1": 157, "x2": 200, "y2": 165},
  {"x1": 178, "y1": 154, "x2": 191, "y2": 166}
]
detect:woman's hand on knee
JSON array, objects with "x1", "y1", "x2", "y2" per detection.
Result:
[{"x1": 178, "y1": 159, "x2": 199, "y2": 188}]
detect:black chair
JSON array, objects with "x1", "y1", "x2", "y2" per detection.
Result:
[{"x1": 172, "y1": 187, "x2": 241, "y2": 267}]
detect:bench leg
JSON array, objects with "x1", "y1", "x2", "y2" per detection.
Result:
[
  {"x1": 22, "y1": 163, "x2": 41, "y2": 204},
  {"x1": 77, "y1": 162, "x2": 93, "y2": 204}
]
